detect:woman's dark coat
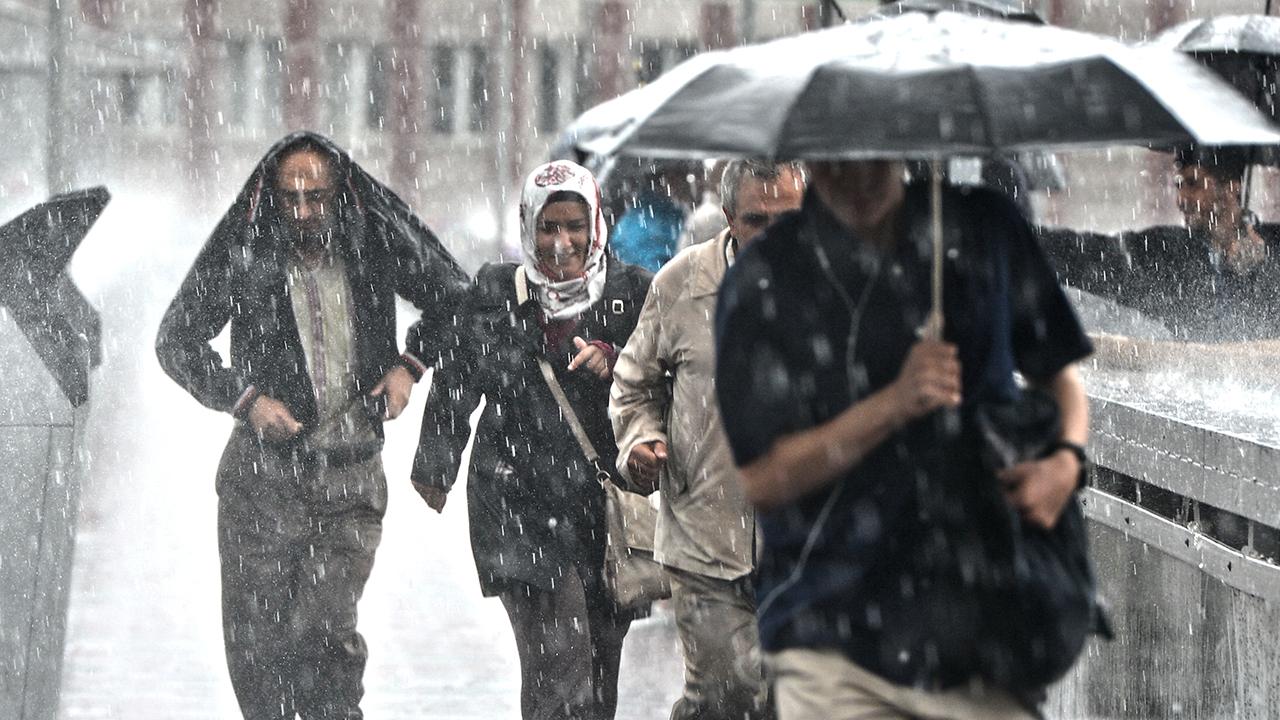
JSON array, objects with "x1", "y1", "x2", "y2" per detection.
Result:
[{"x1": 414, "y1": 259, "x2": 651, "y2": 595}]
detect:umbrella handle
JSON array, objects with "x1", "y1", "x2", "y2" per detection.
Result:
[{"x1": 924, "y1": 157, "x2": 945, "y2": 341}]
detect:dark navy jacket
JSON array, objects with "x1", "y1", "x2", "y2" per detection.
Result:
[{"x1": 715, "y1": 185, "x2": 1091, "y2": 688}]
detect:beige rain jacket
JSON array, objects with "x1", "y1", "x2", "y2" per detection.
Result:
[{"x1": 609, "y1": 229, "x2": 755, "y2": 581}]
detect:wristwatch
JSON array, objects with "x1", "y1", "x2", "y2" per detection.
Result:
[{"x1": 1043, "y1": 440, "x2": 1089, "y2": 491}]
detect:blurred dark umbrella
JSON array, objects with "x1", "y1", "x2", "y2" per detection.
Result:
[
  {"x1": 1152, "y1": 13, "x2": 1280, "y2": 175},
  {"x1": 1150, "y1": 14, "x2": 1280, "y2": 206},
  {"x1": 590, "y1": 13, "x2": 1280, "y2": 161},
  {"x1": 584, "y1": 12, "x2": 1280, "y2": 333},
  {"x1": 1155, "y1": 13, "x2": 1280, "y2": 56},
  {"x1": 1151, "y1": 15, "x2": 1280, "y2": 131},
  {"x1": 0, "y1": 186, "x2": 111, "y2": 406},
  {"x1": 551, "y1": 52, "x2": 723, "y2": 182}
]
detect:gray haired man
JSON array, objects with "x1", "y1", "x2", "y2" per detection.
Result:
[{"x1": 610, "y1": 160, "x2": 805, "y2": 720}]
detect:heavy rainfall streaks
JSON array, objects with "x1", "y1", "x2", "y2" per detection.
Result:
[{"x1": 4, "y1": 2, "x2": 1280, "y2": 720}]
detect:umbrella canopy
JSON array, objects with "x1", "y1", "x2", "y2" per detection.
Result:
[
  {"x1": 588, "y1": 12, "x2": 1280, "y2": 162},
  {"x1": 0, "y1": 186, "x2": 111, "y2": 406},
  {"x1": 1154, "y1": 14, "x2": 1280, "y2": 56},
  {"x1": 556, "y1": 52, "x2": 727, "y2": 179},
  {"x1": 869, "y1": 1, "x2": 1059, "y2": 203},
  {"x1": 1150, "y1": 14, "x2": 1280, "y2": 166},
  {"x1": 587, "y1": 12, "x2": 1280, "y2": 337}
]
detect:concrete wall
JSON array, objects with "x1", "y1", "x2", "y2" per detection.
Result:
[
  {"x1": 1049, "y1": 508, "x2": 1280, "y2": 718},
  {"x1": 1043, "y1": 395, "x2": 1280, "y2": 718},
  {"x1": 0, "y1": 310, "x2": 85, "y2": 720}
]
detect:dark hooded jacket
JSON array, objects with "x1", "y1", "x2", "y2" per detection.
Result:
[
  {"x1": 156, "y1": 132, "x2": 468, "y2": 441},
  {"x1": 412, "y1": 259, "x2": 651, "y2": 596}
]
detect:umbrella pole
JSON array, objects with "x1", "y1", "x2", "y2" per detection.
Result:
[
  {"x1": 926, "y1": 157, "x2": 945, "y2": 341},
  {"x1": 1243, "y1": 164, "x2": 1255, "y2": 213}
]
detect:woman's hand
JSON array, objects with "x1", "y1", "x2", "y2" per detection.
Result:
[{"x1": 569, "y1": 336, "x2": 614, "y2": 381}]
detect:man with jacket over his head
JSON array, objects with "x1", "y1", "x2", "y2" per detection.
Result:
[{"x1": 156, "y1": 131, "x2": 465, "y2": 720}]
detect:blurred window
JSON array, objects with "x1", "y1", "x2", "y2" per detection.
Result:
[
  {"x1": 119, "y1": 72, "x2": 140, "y2": 126},
  {"x1": 227, "y1": 38, "x2": 249, "y2": 125},
  {"x1": 538, "y1": 44, "x2": 560, "y2": 133},
  {"x1": 639, "y1": 40, "x2": 664, "y2": 84},
  {"x1": 573, "y1": 39, "x2": 593, "y2": 116},
  {"x1": 262, "y1": 37, "x2": 285, "y2": 129},
  {"x1": 638, "y1": 39, "x2": 698, "y2": 85},
  {"x1": 432, "y1": 44, "x2": 456, "y2": 135},
  {"x1": 158, "y1": 70, "x2": 178, "y2": 127},
  {"x1": 367, "y1": 44, "x2": 389, "y2": 131},
  {"x1": 84, "y1": 0, "x2": 115, "y2": 28},
  {"x1": 325, "y1": 41, "x2": 354, "y2": 132},
  {"x1": 469, "y1": 44, "x2": 490, "y2": 133}
]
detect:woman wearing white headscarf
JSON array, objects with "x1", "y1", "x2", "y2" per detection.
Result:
[{"x1": 412, "y1": 161, "x2": 653, "y2": 719}]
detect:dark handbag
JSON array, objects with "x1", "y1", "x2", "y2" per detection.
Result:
[{"x1": 968, "y1": 389, "x2": 1111, "y2": 691}]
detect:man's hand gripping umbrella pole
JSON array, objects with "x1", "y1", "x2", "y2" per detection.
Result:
[
  {"x1": 911, "y1": 159, "x2": 1080, "y2": 530},
  {"x1": 921, "y1": 159, "x2": 1083, "y2": 531}
]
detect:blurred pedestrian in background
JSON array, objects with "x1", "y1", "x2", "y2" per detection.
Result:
[
  {"x1": 611, "y1": 160, "x2": 700, "y2": 272},
  {"x1": 1039, "y1": 146, "x2": 1280, "y2": 345}
]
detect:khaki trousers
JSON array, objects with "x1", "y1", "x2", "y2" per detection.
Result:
[
  {"x1": 768, "y1": 648, "x2": 1037, "y2": 720},
  {"x1": 667, "y1": 566, "x2": 773, "y2": 720}
]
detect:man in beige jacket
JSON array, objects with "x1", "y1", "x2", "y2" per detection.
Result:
[{"x1": 610, "y1": 159, "x2": 805, "y2": 720}]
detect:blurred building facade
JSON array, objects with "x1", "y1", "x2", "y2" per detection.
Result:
[
  {"x1": 0, "y1": 0, "x2": 1275, "y2": 259},
  {"x1": 0, "y1": 0, "x2": 839, "y2": 260}
]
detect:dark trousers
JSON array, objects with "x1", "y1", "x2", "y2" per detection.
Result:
[
  {"x1": 216, "y1": 427, "x2": 386, "y2": 720},
  {"x1": 499, "y1": 564, "x2": 632, "y2": 720}
]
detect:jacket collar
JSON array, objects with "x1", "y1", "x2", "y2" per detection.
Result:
[{"x1": 689, "y1": 228, "x2": 732, "y2": 299}]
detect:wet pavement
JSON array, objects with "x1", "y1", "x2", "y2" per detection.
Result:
[{"x1": 54, "y1": 194, "x2": 683, "y2": 719}]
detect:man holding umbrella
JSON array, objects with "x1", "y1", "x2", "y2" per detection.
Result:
[
  {"x1": 715, "y1": 158, "x2": 1095, "y2": 718},
  {"x1": 592, "y1": 9, "x2": 1280, "y2": 716},
  {"x1": 1038, "y1": 14, "x2": 1280, "y2": 352},
  {"x1": 1039, "y1": 145, "x2": 1280, "y2": 348}
]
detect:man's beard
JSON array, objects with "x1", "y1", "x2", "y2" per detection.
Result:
[{"x1": 291, "y1": 222, "x2": 337, "y2": 255}]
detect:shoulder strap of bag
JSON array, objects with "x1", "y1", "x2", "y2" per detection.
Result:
[{"x1": 515, "y1": 266, "x2": 612, "y2": 485}]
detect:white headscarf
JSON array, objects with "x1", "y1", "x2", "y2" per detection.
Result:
[{"x1": 519, "y1": 161, "x2": 609, "y2": 320}]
